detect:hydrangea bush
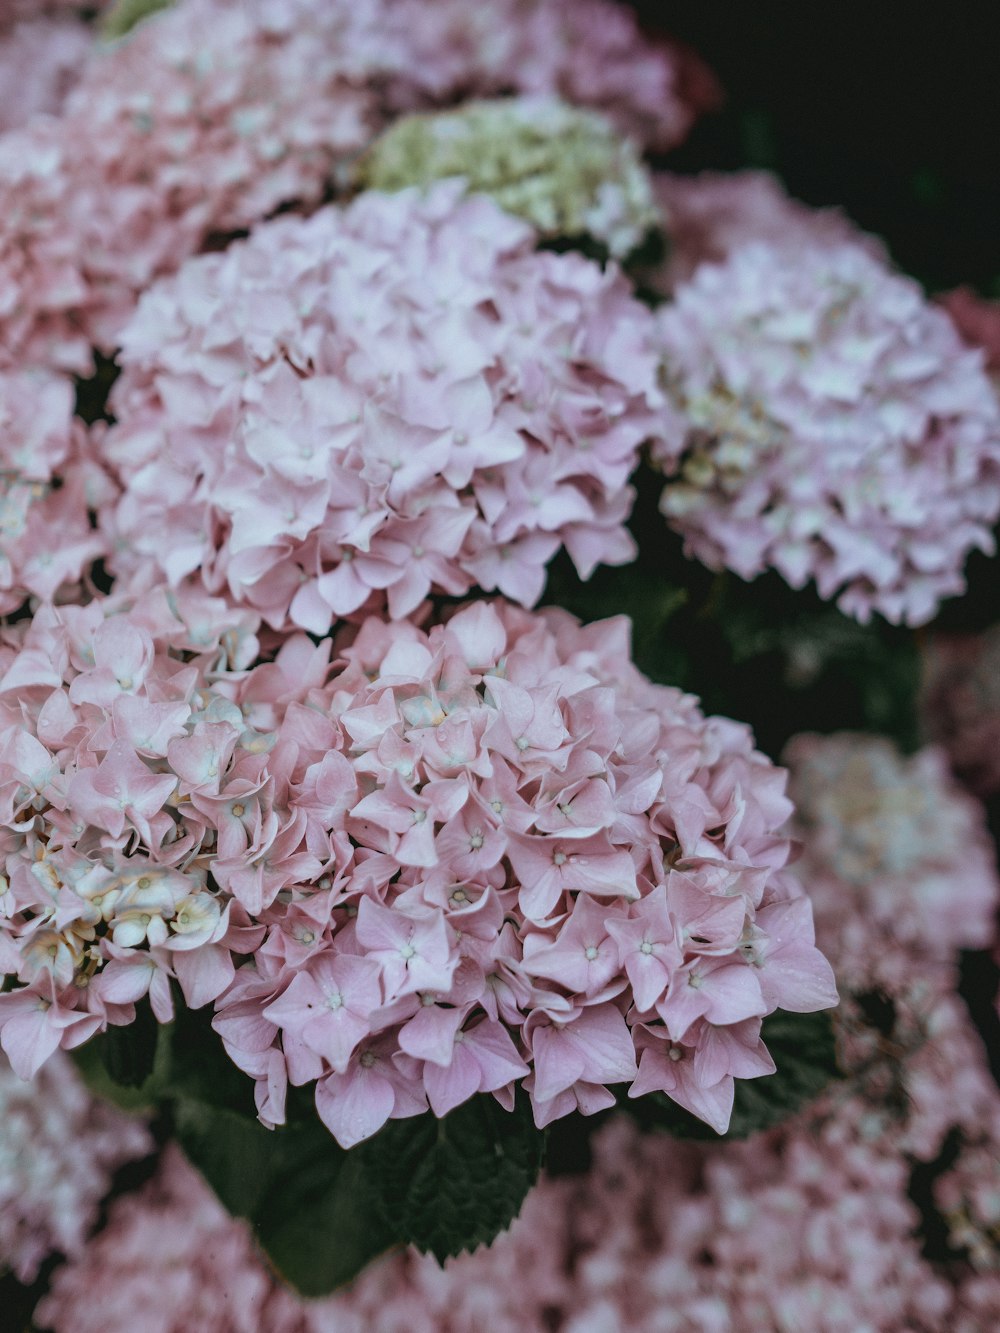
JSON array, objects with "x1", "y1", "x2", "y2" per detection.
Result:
[{"x1": 1, "y1": 0, "x2": 998, "y2": 1324}]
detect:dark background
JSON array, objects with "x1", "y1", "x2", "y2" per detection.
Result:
[{"x1": 633, "y1": 3, "x2": 1000, "y2": 293}]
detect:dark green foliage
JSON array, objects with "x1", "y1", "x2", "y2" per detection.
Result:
[
  {"x1": 362, "y1": 1092, "x2": 545, "y2": 1262},
  {"x1": 544, "y1": 460, "x2": 921, "y2": 759},
  {"x1": 97, "y1": 997, "x2": 159, "y2": 1089},
  {"x1": 76, "y1": 1012, "x2": 546, "y2": 1293},
  {"x1": 623, "y1": 1010, "x2": 839, "y2": 1141}
]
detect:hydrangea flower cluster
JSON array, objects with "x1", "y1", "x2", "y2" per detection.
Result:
[
  {"x1": 358, "y1": 97, "x2": 660, "y2": 261},
  {"x1": 783, "y1": 732, "x2": 1000, "y2": 959},
  {"x1": 35, "y1": 1144, "x2": 307, "y2": 1333},
  {"x1": 935, "y1": 1110, "x2": 1000, "y2": 1276},
  {"x1": 784, "y1": 729, "x2": 1000, "y2": 1163},
  {"x1": 373, "y1": 0, "x2": 711, "y2": 153},
  {"x1": 0, "y1": 367, "x2": 115, "y2": 616},
  {"x1": 652, "y1": 239, "x2": 1000, "y2": 624},
  {"x1": 103, "y1": 183, "x2": 667, "y2": 624},
  {"x1": 0, "y1": 0, "x2": 698, "y2": 374},
  {"x1": 0, "y1": 13, "x2": 95, "y2": 134},
  {"x1": 0, "y1": 1050, "x2": 151, "y2": 1282},
  {"x1": 940, "y1": 286, "x2": 1000, "y2": 380},
  {"x1": 650, "y1": 169, "x2": 886, "y2": 292},
  {"x1": 24, "y1": 717, "x2": 1000, "y2": 1330},
  {"x1": 0, "y1": 592, "x2": 835, "y2": 1143},
  {"x1": 34, "y1": 1111, "x2": 977, "y2": 1333}
]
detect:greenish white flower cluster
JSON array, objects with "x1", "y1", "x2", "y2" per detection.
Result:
[{"x1": 359, "y1": 96, "x2": 660, "y2": 259}]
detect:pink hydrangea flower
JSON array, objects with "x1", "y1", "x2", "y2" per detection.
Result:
[
  {"x1": 34, "y1": 1111, "x2": 977, "y2": 1333},
  {"x1": 0, "y1": 367, "x2": 115, "y2": 615},
  {"x1": 0, "y1": 0, "x2": 703, "y2": 374},
  {"x1": 0, "y1": 1049, "x2": 151, "y2": 1282},
  {"x1": 650, "y1": 169, "x2": 886, "y2": 292},
  {"x1": 0, "y1": 16, "x2": 95, "y2": 133},
  {"x1": 939, "y1": 286, "x2": 1000, "y2": 379},
  {"x1": 0, "y1": 593, "x2": 835, "y2": 1141},
  {"x1": 376, "y1": 0, "x2": 712, "y2": 153},
  {"x1": 652, "y1": 239, "x2": 1000, "y2": 624},
  {"x1": 31, "y1": 708, "x2": 1000, "y2": 1329},
  {"x1": 35, "y1": 1143, "x2": 306, "y2": 1333},
  {"x1": 102, "y1": 184, "x2": 666, "y2": 627},
  {"x1": 784, "y1": 732, "x2": 1000, "y2": 960}
]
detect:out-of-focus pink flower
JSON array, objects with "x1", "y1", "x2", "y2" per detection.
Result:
[
  {"x1": 0, "y1": 367, "x2": 114, "y2": 615},
  {"x1": 653, "y1": 239, "x2": 1000, "y2": 625},
  {"x1": 0, "y1": 0, "x2": 704, "y2": 375},
  {"x1": 939, "y1": 286, "x2": 1000, "y2": 378},
  {"x1": 785, "y1": 732, "x2": 1000, "y2": 960},
  {"x1": 35, "y1": 1143, "x2": 305, "y2": 1333},
  {"x1": 651, "y1": 169, "x2": 886, "y2": 292},
  {"x1": 0, "y1": 16, "x2": 95, "y2": 132},
  {"x1": 0, "y1": 1049, "x2": 150, "y2": 1283}
]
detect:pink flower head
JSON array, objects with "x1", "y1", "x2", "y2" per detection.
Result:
[
  {"x1": 785, "y1": 732, "x2": 1000, "y2": 961},
  {"x1": 0, "y1": 1049, "x2": 150, "y2": 1284},
  {"x1": 653, "y1": 239, "x2": 1000, "y2": 625},
  {"x1": 0, "y1": 14, "x2": 95, "y2": 134},
  {"x1": 651, "y1": 169, "x2": 886, "y2": 293},
  {"x1": 0, "y1": 0, "x2": 704, "y2": 374},
  {"x1": 0, "y1": 589, "x2": 835, "y2": 1142},
  {"x1": 102, "y1": 183, "x2": 666, "y2": 629},
  {"x1": 0, "y1": 368, "x2": 114, "y2": 616}
]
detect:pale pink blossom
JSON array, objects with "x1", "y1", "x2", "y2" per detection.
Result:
[
  {"x1": 0, "y1": 368, "x2": 114, "y2": 615},
  {"x1": 651, "y1": 169, "x2": 886, "y2": 292},
  {"x1": 102, "y1": 184, "x2": 667, "y2": 626},
  {"x1": 653, "y1": 240, "x2": 1000, "y2": 625},
  {"x1": 0, "y1": 16, "x2": 95, "y2": 133},
  {"x1": 0, "y1": 0, "x2": 703, "y2": 374},
  {"x1": 0, "y1": 594, "x2": 834, "y2": 1141},
  {"x1": 785, "y1": 732, "x2": 1000, "y2": 959},
  {"x1": 0, "y1": 1049, "x2": 150, "y2": 1282}
]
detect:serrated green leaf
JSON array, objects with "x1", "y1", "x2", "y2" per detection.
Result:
[
  {"x1": 363, "y1": 1093, "x2": 546, "y2": 1263},
  {"x1": 625, "y1": 1009, "x2": 839, "y2": 1141}
]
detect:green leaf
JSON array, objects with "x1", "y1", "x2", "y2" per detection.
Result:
[
  {"x1": 363, "y1": 1093, "x2": 546, "y2": 1263},
  {"x1": 171, "y1": 1092, "x2": 397, "y2": 1295},
  {"x1": 172, "y1": 1097, "x2": 280, "y2": 1219},
  {"x1": 254, "y1": 1127, "x2": 398, "y2": 1297},
  {"x1": 72, "y1": 1017, "x2": 169, "y2": 1112},
  {"x1": 98, "y1": 997, "x2": 159, "y2": 1088},
  {"x1": 163, "y1": 1003, "x2": 260, "y2": 1116},
  {"x1": 625, "y1": 1009, "x2": 840, "y2": 1141}
]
